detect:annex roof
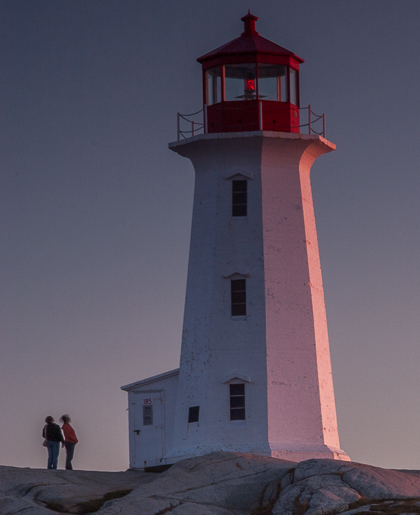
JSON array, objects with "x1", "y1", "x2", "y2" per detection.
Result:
[{"x1": 121, "y1": 368, "x2": 179, "y2": 391}]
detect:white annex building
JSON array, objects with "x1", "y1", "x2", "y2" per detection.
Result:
[{"x1": 122, "y1": 12, "x2": 350, "y2": 469}]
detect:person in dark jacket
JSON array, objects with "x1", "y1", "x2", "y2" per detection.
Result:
[{"x1": 42, "y1": 416, "x2": 64, "y2": 469}]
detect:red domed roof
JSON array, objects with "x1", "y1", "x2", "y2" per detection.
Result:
[{"x1": 198, "y1": 12, "x2": 304, "y2": 67}]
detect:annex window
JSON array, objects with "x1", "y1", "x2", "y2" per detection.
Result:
[
  {"x1": 143, "y1": 405, "x2": 153, "y2": 426},
  {"x1": 188, "y1": 406, "x2": 200, "y2": 423},
  {"x1": 231, "y1": 279, "x2": 246, "y2": 316},
  {"x1": 232, "y1": 180, "x2": 247, "y2": 217},
  {"x1": 230, "y1": 383, "x2": 245, "y2": 420}
]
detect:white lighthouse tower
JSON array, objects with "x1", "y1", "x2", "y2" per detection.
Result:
[{"x1": 122, "y1": 12, "x2": 349, "y2": 468}]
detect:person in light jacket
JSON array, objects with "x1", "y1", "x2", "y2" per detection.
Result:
[
  {"x1": 42, "y1": 416, "x2": 64, "y2": 469},
  {"x1": 60, "y1": 414, "x2": 78, "y2": 470}
]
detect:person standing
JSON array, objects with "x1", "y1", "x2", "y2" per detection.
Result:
[
  {"x1": 60, "y1": 414, "x2": 78, "y2": 470},
  {"x1": 42, "y1": 416, "x2": 64, "y2": 469}
]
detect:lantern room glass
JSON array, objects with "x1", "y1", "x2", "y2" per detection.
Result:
[
  {"x1": 225, "y1": 64, "x2": 257, "y2": 101},
  {"x1": 204, "y1": 64, "x2": 299, "y2": 107},
  {"x1": 206, "y1": 67, "x2": 222, "y2": 105},
  {"x1": 257, "y1": 64, "x2": 288, "y2": 102}
]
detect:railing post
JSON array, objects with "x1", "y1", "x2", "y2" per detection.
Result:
[
  {"x1": 323, "y1": 114, "x2": 326, "y2": 138},
  {"x1": 204, "y1": 104, "x2": 208, "y2": 134},
  {"x1": 259, "y1": 100, "x2": 263, "y2": 131},
  {"x1": 192, "y1": 121, "x2": 195, "y2": 137},
  {"x1": 177, "y1": 112, "x2": 180, "y2": 141},
  {"x1": 308, "y1": 105, "x2": 312, "y2": 135}
]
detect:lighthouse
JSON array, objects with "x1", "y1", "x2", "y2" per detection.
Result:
[{"x1": 122, "y1": 13, "x2": 349, "y2": 468}]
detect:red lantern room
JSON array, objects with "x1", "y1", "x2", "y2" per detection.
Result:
[{"x1": 198, "y1": 12, "x2": 304, "y2": 134}]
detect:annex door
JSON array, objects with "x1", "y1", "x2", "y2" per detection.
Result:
[{"x1": 133, "y1": 392, "x2": 164, "y2": 468}]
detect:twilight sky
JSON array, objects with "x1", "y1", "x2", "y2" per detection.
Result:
[{"x1": 1, "y1": 0, "x2": 420, "y2": 472}]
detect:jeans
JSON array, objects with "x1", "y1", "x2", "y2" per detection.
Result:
[
  {"x1": 46, "y1": 441, "x2": 60, "y2": 469},
  {"x1": 64, "y1": 442, "x2": 76, "y2": 470}
]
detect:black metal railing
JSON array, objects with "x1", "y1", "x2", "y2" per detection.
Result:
[
  {"x1": 176, "y1": 103, "x2": 326, "y2": 140},
  {"x1": 177, "y1": 109, "x2": 205, "y2": 140},
  {"x1": 306, "y1": 105, "x2": 326, "y2": 137}
]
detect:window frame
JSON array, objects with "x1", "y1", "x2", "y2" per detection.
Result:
[
  {"x1": 290, "y1": 67, "x2": 298, "y2": 106},
  {"x1": 232, "y1": 179, "x2": 248, "y2": 217},
  {"x1": 188, "y1": 406, "x2": 200, "y2": 423},
  {"x1": 231, "y1": 278, "x2": 246, "y2": 317},
  {"x1": 142, "y1": 405, "x2": 153, "y2": 426},
  {"x1": 203, "y1": 63, "x2": 299, "y2": 106},
  {"x1": 257, "y1": 63, "x2": 289, "y2": 102},
  {"x1": 229, "y1": 383, "x2": 245, "y2": 421},
  {"x1": 205, "y1": 66, "x2": 222, "y2": 105}
]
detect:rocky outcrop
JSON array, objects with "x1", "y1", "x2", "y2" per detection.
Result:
[
  {"x1": 2, "y1": 453, "x2": 420, "y2": 514},
  {"x1": 272, "y1": 459, "x2": 420, "y2": 514},
  {"x1": 99, "y1": 452, "x2": 293, "y2": 514},
  {"x1": 0, "y1": 466, "x2": 154, "y2": 514}
]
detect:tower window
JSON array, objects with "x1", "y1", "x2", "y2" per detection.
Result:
[
  {"x1": 232, "y1": 180, "x2": 247, "y2": 217},
  {"x1": 188, "y1": 406, "x2": 200, "y2": 423},
  {"x1": 231, "y1": 279, "x2": 246, "y2": 316},
  {"x1": 143, "y1": 405, "x2": 153, "y2": 426},
  {"x1": 230, "y1": 383, "x2": 245, "y2": 420}
]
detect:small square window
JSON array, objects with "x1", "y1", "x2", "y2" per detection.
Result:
[
  {"x1": 188, "y1": 406, "x2": 200, "y2": 423},
  {"x1": 143, "y1": 405, "x2": 153, "y2": 426}
]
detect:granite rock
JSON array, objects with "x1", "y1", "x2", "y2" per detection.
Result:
[
  {"x1": 99, "y1": 452, "x2": 294, "y2": 514},
  {"x1": 0, "y1": 466, "x2": 153, "y2": 514},
  {"x1": 273, "y1": 459, "x2": 420, "y2": 515},
  {"x1": 1, "y1": 453, "x2": 420, "y2": 514}
]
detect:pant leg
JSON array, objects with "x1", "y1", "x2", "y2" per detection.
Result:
[
  {"x1": 50, "y1": 442, "x2": 60, "y2": 469},
  {"x1": 64, "y1": 442, "x2": 75, "y2": 470},
  {"x1": 46, "y1": 441, "x2": 54, "y2": 469}
]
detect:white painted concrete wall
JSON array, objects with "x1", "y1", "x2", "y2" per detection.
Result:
[
  {"x1": 121, "y1": 369, "x2": 179, "y2": 468},
  {"x1": 165, "y1": 131, "x2": 349, "y2": 462}
]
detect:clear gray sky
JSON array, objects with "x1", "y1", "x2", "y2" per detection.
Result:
[{"x1": 1, "y1": 0, "x2": 420, "y2": 471}]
